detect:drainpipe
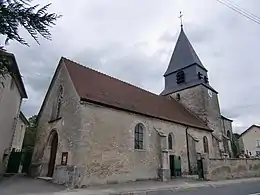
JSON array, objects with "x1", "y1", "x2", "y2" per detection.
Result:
[{"x1": 185, "y1": 126, "x2": 191, "y2": 175}]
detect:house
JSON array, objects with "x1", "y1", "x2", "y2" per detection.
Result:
[
  {"x1": 238, "y1": 125, "x2": 260, "y2": 157},
  {"x1": 0, "y1": 51, "x2": 28, "y2": 174},
  {"x1": 11, "y1": 111, "x2": 29, "y2": 152},
  {"x1": 31, "y1": 26, "x2": 233, "y2": 186}
]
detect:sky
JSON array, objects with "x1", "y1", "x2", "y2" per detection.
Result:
[{"x1": 3, "y1": 0, "x2": 260, "y2": 133}]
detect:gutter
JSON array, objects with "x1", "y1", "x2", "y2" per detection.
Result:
[{"x1": 185, "y1": 126, "x2": 191, "y2": 175}]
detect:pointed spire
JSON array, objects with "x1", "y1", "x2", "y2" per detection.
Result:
[{"x1": 164, "y1": 27, "x2": 207, "y2": 76}]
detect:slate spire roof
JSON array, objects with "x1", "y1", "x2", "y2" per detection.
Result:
[{"x1": 164, "y1": 28, "x2": 207, "y2": 76}]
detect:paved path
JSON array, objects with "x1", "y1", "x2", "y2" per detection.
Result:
[
  {"x1": 1, "y1": 175, "x2": 260, "y2": 195},
  {"x1": 0, "y1": 175, "x2": 66, "y2": 195}
]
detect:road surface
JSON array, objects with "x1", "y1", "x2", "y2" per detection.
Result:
[{"x1": 153, "y1": 180, "x2": 260, "y2": 195}]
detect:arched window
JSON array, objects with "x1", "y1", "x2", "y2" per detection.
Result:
[
  {"x1": 203, "y1": 136, "x2": 209, "y2": 154},
  {"x1": 56, "y1": 85, "x2": 63, "y2": 118},
  {"x1": 168, "y1": 133, "x2": 174, "y2": 150},
  {"x1": 51, "y1": 85, "x2": 63, "y2": 120},
  {"x1": 227, "y1": 130, "x2": 231, "y2": 139},
  {"x1": 134, "y1": 123, "x2": 144, "y2": 149}
]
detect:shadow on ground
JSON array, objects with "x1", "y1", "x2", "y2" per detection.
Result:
[{"x1": 0, "y1": 175, "x2": 66, "y2": 195}]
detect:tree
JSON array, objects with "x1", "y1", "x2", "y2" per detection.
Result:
[
  {"x1": 0, "y1": 0, "x2": 61, "y2": 75},
  {"x1": 22, "y1": 115, "x2": 37, "y2": 151},
  {"x1": 231, "y1": 133, "x2": 241, "y2": 158}
]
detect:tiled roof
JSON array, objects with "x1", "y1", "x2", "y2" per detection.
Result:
[{"x1": 63, "y1": 57, "x2": 211, "y2": 131}]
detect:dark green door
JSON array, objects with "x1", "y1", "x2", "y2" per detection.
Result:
[
  {"x1": 22, "y1": 151, "x2": 33, "y2": 173},
  {"x1": 197, "y1": 159, "x2": 204, "y2": 179},
  {"x1": 174, "y1": 156, "x2": 182, "y2": 177},
  {"x1": 6, "y1": 151, "x2": 22, "y2": 173},
  {"x1": 169, "y1": 155, "x2": 175, "y2": 177}
]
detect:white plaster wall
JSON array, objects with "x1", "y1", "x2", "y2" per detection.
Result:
[
  {"x1": 11, "y1": 116, "x2": 27, "y2": 151},
  {"x1": 241, "y1": 126, "x2": 260, "y2": 156},
  {"x1": 0, "y1": 74, "x2": 22, "y2": 173}
]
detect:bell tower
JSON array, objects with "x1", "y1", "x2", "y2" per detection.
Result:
[{"x1": 161, "y1": 26, "x2": 224, "y2": 157}]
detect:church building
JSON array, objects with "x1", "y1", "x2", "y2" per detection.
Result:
[{"x1": 31, "y1": 26, "x2": 233, "y2": 187}]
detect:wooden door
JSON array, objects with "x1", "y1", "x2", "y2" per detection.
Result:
[{"x1": 47, "y1": 132, "x2": 58, "y2": 177}]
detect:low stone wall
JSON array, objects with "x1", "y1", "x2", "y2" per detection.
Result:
[
  {"x1": 204, "y1": 158, "x2": 260, "y2": 180},
  {"x1": 52, "y1": 165, "x2": 83, "y2": 188}
]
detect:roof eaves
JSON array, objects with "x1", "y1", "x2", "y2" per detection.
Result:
[
  {"x1": 221, "y1": 115, "x2": 233, "y2": 122},
  {"x1": 238, "y1": 124, "x2": 260, "y2": 138},
  {"x1": 0, "y1": 51, "x2": 27, "y2": 98},
  {"x1": 80, "y1": 97, "x2": 212, "y2": 132},
  {"x1": 19, "y1": 111, "x2": 29, "y2": 125}
]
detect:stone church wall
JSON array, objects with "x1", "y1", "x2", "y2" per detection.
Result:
[
  {"x1": 204, "y1": 157, "x2": 260, "y2": 180},
  {"x1": 170, "y1": 85, "x2": 223, "y2": 158},
  {"x1": 31, "y1": 63, "x2": 83, "y2": 177},
  {"x1": 73, "y1": 102, "x2": 196, "y2": 186}
]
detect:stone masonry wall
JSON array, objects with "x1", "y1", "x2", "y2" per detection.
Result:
[
  {"x1": 31, "y1": 61, "x2": 83, "y2": 177},
  {"x1": 170, "y1": 85, "x2": 224, "y2": 157},
  {"x1": 204, "y1": 158, "x2": 260, "y2": 180},
  {"x1": 67, "y1": 101, "x2": 214, "y2": 187}
]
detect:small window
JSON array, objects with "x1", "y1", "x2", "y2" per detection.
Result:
[
  {"x1": 51, "y1": 85, "x2": 64, "y2": 120},
  {"x1": 227, "y1": 130, "x2": 231, "y2": 139},
  {"x1": 204, "y1": 76, "x2": 209, "y2": 83},
  {"x1": 203, "y1": 136, "x2": 209, "y2": 154},
  {"x1": 134, "y1": 123, "x2": 144, "y2": 149},
  {"x1": 176, "y1": 93, "x2": 180, "y2": 101},
  {"x1": 256, "y1": 140, "x2": 260, "y2": 147},
  {"x1": 198, "y1": 72, "x2": 203, "y2": 80},
  {"x1": 168, "y1": 133, "x2": 174, "y2": 150},
  {"x1": 176, "y1": 71, "x2": 185, "y2": 84}
]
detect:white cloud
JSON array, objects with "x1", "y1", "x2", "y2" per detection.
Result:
[{"x1": 3, "y1": 0, "x2": 260, "y2": 133}]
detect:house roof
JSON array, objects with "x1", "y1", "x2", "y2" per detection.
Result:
[
  {"x1": 0, "y1": 51, "x2": 27, "y2": 98},
  {"x1": 63, "y1": 57, "x2": 211, "y2": 131},
  {"x1": 239, "y1": 125, "x2": 260, "y2": 138},
  {"x1": 19, "y1": 111, "x2": 29, "y2": 126},
  {"x1": 164, "y1": 28, "x2": 207, "y2": 77}
]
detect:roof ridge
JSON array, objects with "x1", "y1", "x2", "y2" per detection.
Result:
[{"x1": 62, "y1": 57, "x2": 167, "y2": 99}]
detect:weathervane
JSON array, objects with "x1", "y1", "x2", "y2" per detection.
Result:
[{"x1": 179, "y1": 11, "x2": 183, "y2": 28}]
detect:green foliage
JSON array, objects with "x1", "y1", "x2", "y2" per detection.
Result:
[
  {"x1": 0, "y1": 49, "x2": 12, "y2": 77},
  {"x1": 0, "y1": 0, "x2": 61, "y2": 46},
  {"x1": 231, "y1": 133, "x2": 241, "y2": 158},
  {"x1": 22, "y1": 115, "x2": 37, "y2": 150},
  {"x1": 0, "y1": 0, "x2": 61, "y2": 76}
]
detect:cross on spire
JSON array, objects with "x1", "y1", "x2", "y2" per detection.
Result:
[{"x1": 179, "y1": 11, "x2": 183, "y2": 28}]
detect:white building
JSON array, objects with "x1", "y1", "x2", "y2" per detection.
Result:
[
  {"x1": 238, "y1": 125, "x2": 260, "y2": 157},
  {"x1": 0, "y1": 51, "x2": 27, "y2": 174},
  {"x1": 11, "y1": 111, "x2": 29, "y2": 151}
]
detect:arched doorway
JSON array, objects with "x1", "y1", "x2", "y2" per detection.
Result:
[{"x1": 47, "y1": 131, "x2": 58, "y2": 177}]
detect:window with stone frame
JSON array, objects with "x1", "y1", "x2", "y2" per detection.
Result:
[
  {"x1": 134, "y1": 123, "x2": 144, "y2": 150},
  {"x1": 51, "y1": 85, "x2": 64, "y2": 120},
  {"x1": 203, "y1": 136, "x2": 209, "y2": 154},
  {"x1": 168, "y1": 133, "x2": 174, "y2": 150}
]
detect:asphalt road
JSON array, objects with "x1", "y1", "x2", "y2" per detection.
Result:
[{"x1": 152, "y1": 181, "x2": 260, "y2": 195}]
